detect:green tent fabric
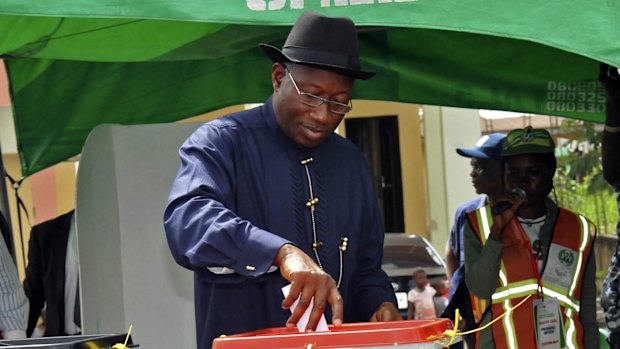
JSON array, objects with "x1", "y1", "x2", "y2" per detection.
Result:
[{"x1": 1, "y1": 1, "x2": 619, "y2": 176}]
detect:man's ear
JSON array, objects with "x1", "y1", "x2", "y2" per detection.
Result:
[{"x1": 271, "y1": 63, "x2": 286, "y2": 92}]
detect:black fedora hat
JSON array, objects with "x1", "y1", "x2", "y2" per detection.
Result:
[{"x1": 259, "y1": 11, "x2": 376, "y2": 80}]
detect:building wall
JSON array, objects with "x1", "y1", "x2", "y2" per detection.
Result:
[
  {"x1": 2, "y1": 154, "x2": 77, "y2": 279},
  {"x1": 341, "y1": 100, "x2": 427, "y2": 237},
  {"x1": 0, "y1": 63, "x2": 10, "y2": 106},
  {"x1": 422, "y1": 106, "x2": 481, "y2": 252},
  {"x1": 3, "y1": 154, "x2": 34, "y2": 279}
]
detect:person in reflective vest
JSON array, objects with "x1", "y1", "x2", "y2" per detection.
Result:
[{"x1": 463, "y1": 126, "x2": 599, "y2": 349}]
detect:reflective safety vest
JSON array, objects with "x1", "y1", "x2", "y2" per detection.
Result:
[{"x1": 467, "y1": 205, "x2": 595, "y2": 349}]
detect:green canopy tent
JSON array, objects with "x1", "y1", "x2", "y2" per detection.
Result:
[{"x1": 0, "y1": 1, "x2": 618, "y2": 176}]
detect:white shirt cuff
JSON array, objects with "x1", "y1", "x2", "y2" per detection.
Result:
[{"x1": 3, "y1": 330, "x2": 26, "y2": 339}]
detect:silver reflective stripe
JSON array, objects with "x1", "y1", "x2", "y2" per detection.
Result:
[
  {"x1": 564, "y1": 214, "x2": 590, "y2": 349},
  {"x1": 492, "y1": 284, "x2": 580, "y2": 312},
  {"x1": 503, "y1": 298, "x2": 518, "y2": 349},
  {"x1": 492, "y1": 282, "x2": 538, "y2": 302},
  {"x1": 541, "y1": 287, "x2": 580, "y2": 312},
  {"x1": 479, "y1": 206, "x2": 492, "y2": 240},
  {"x1": 498, "y1": 270, "x2": 508, "y2": 289},
  {"x1": 565, "y1": 308, "x2": 577, "y2": 349},
  {"x1": 568, "y1": 215, "x2": 589, "y2": 297}
]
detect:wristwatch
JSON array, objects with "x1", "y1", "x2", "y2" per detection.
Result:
[{"x1": 607, "y1": 64, "x2": 620, "y2": 80}]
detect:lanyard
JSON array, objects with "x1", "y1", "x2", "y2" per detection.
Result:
[{"x1": 515, "y1": 219, "x2": 545, "y2": 298}]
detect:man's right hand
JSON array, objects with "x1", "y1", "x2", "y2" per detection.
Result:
[{"x1": 274, "y1": 244, "x2": 344, "y2": 331}]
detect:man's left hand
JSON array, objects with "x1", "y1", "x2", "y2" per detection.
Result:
[{"x1": 369, "y1": 302, "x2": 402, "y2": 322}]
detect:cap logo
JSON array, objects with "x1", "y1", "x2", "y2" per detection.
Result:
[
  {"x1": 522, "y1": 131, "x2": 534, "y2": 142},
  {"x1": 502, "y1": 126, "x2": 555, "y2": 156},
  {"x1": 475, "y1": 135, "x2": 490, "y2": 147}
]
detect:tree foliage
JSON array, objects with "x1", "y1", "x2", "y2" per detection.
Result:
[{"x1": 553, "y1": 120, "x2": 618, "y2": 235}]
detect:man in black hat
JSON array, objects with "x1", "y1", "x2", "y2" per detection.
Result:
[{"x1": 164, "y1": 11, "x2": 401, "y2": 349}]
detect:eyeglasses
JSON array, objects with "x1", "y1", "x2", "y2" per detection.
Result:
[{"x1": 286, "y1": 70, "x2": 353, "y2": 115}]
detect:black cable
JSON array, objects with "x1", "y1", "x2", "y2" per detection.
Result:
[
  {"x1": 4, "y1": 172, "x2": 32, "y2": 270},
  {"x1": 0, "y1": 210, "x2": 14, "y2": 260}
]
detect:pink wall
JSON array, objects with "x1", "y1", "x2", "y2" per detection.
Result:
[
  {"x1": 0, "y1": 62, "x2": 10, "y2": 106},
  {"x1": 30, "y1": 167, "x2": 58, "y2": 224}
]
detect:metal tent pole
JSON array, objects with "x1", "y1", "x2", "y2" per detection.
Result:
[{"x1": 0, "y1": 139, "x2": 17, "y2": 262}]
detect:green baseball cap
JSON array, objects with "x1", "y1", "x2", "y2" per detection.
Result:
[{"x1": 502, "y1": 126, "x2": 555, "y2": 156}]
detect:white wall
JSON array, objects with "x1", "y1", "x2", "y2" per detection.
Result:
[
  {"x1": 0, "y1": 106, "x2": 16, "y2": 154},
  {"x1": 442, "y1": 107, "x2": 487, "y2": 221},
  {"x1": 422, "y1": 106, "x2": 480, "y2": 253},
  {"x1": 76, "y1": 123, "x2": 200, "y2": 348}
]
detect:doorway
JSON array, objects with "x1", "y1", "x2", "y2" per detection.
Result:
[{"x1": 345, "y1": 116, "x2": 405, "y2": 232}]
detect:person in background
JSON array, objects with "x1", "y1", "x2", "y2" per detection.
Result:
[
  {"x1": 23, "y1": 210, "x2": 80, "y2": 337},
  {"x1": 600, "y1": 63, "x2": 620, "y2": 349},
  {"x1": 443, "y1": 133, "x2": 505, "y2": 348},
  {"x1": 464, "y1": 126, "x2": 598, "y2": 348},
  {"x1": 407, "y1": 268, "x2": 436, "y2": 320},
  {"x1": 431, "y1": 279, "x2": 448, "y2": 318},
  {"x1": 445, "y1": 133, "x2": 506, "y2": 299},
  {"x1": 0, "y1": 216, "x2": 28, "y2": 339},
  {"x1": 164, "y1": 11, "x2": 400, "y2": 349}
]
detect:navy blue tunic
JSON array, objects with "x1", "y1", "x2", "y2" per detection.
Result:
[{"x1": 164, "y1": 97, "x2": 396, "y2": 348}]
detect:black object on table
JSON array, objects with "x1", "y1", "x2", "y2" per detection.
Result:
[{"x1": 0, "y1": 333, "x2": 136, "y2": 348}]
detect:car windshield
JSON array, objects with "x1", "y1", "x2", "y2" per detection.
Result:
[{"x1": 382, "y1": 243, "x2": 444, "y2": 270}]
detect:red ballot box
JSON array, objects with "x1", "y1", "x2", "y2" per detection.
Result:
[{"x1": 212, "y1": 319, "x2": 458, "y2": 349}]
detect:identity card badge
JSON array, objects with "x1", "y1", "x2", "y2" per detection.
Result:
[{"x1": 533, "y1": 297, "x2": 566, "y2": 349}]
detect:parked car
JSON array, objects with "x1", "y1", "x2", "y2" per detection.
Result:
[{"x1": 382, "y1": 233, "x2": 447, "y2": 318}]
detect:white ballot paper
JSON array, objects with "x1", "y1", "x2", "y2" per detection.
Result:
[{"x1": 281, "y1": 284, "x2": 330, "y2": 332}]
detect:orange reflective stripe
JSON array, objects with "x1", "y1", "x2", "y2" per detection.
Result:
[{"x1": 469, "y1": 292, "x2": 487, "y2": 325}]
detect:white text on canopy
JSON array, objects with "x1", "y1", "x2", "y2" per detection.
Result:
[{"x1": 247, "y1": 0, "x2": 417, "y2": 11}]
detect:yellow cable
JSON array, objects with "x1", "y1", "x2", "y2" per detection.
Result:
[
  {"x1": 433, "y1": 294, "x2": 533, "y2": 347},
  {"x1": 446, "y1": 308, "x2": 460, "y2": 346},
  {"x1": 112, "y1": 324, "x2": 133, "y2": 349}
]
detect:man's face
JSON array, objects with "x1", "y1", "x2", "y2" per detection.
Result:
[
  {"x1": 272, "y1": 63, "x2": 354, "y2": 148},
  {"x1": 469, "y1": 158, "x2": 503, "y2": 195},
  {"x1": 504, "y1": 154, "x2": 553, "y2": 205}
]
